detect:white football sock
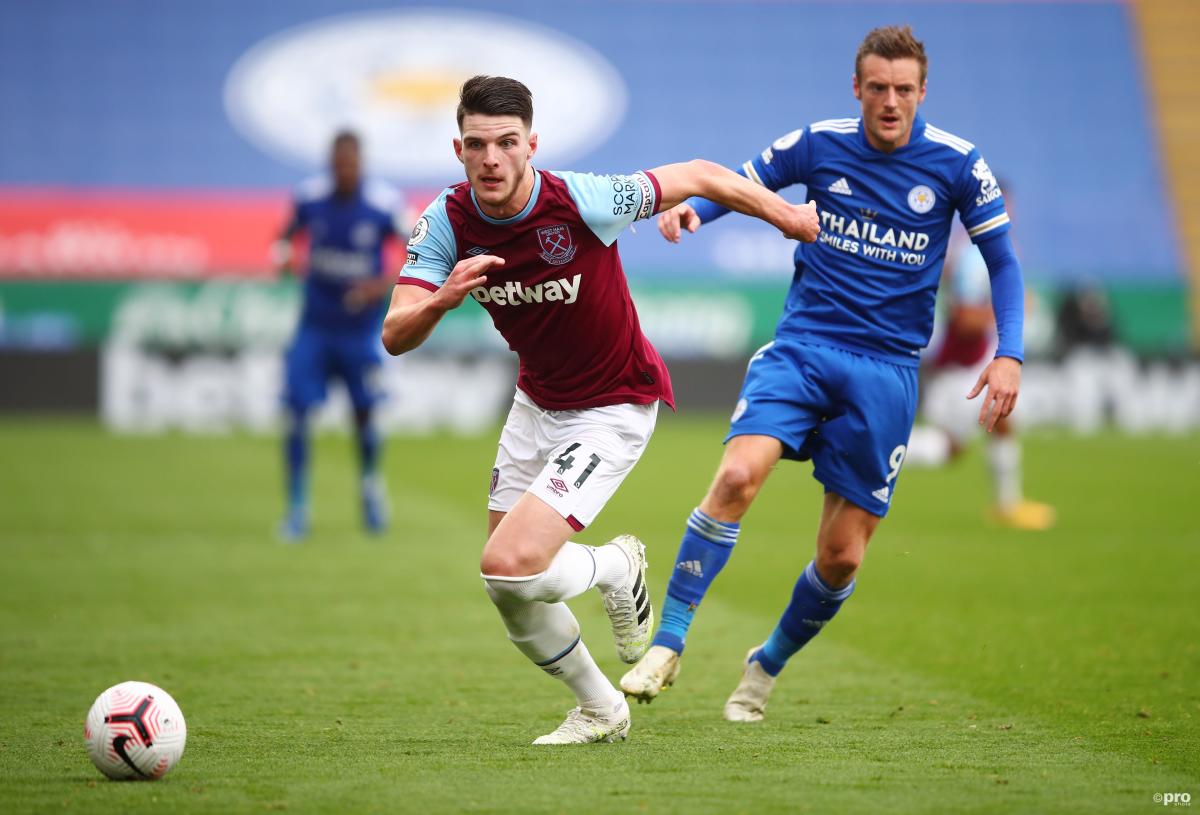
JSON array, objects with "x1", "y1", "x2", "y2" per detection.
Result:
[
  {"x1": 483, "y1": 581, "x2": 621, "y2": 713},
  {"x1": 590, "y1": 541, "x2": 632, "y2": 593},
  {"x1": 545, "y1": 636, "x2": 624, "y2": 714},
  {"x1": 987, "y1": 436, "x2": 1022, "y2": 509},
  {"x1": 483, "y1": 542, "x2": 626, "y2": 603}
]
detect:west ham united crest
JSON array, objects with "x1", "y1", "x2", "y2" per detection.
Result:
[{"x1": 536, "y1": 224, "x2": 577, "y2": 266}]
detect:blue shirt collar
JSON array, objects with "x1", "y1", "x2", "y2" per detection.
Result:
[{"x1": 858, "y1": 112, "x2": 927, "y2": 155}]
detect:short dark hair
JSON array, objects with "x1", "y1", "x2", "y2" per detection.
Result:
[
  {"x1": 856, "y1": 25, "x2": 928, "y2": 85},
  {"x1": 332, "y1": 129, "x2": 360, "y2": 151},
  {"x1": 456, "y1": 75, "x2": 533, "y2": 130}
]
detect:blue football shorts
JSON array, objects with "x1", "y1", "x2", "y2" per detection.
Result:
[
  {"x1": 725, "y1": 339, "x2": 918, "y2": 517},
  {"x1": 283, "y1": 325, "x2": 383, "y2": 412}
]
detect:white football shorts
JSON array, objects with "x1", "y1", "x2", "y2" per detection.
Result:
[{"x1": 489, "y1": 388, "x2": 659, "y2": 530}]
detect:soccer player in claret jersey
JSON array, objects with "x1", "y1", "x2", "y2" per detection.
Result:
[
  {"x1": 381, "y1": 76, "x2": 819, "y2": 744},
  {"x1": 620, "y1": 26, "x2": 1028, "y2": 721},
  {"x1": 275, "y1": 131, "x2": 405, "y2": 541}
]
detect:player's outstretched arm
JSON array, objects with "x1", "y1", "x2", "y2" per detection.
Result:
[
  {"x1": 381, "y1": 254, "x2": 503, "y2": 355},
  {"x1": 650, "y1": 160, "x2": 819, "y2": 243},
  {"x1": 965, "y1": 230, "x2": 1026, "y2": 430}
]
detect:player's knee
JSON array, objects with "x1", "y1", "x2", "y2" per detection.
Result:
[
  {"x1": 711, "y1": 460, "x2": 765, "y2": 511},
  {"x1": 481, "y1": 563, "x2": 551, "y2": 606},
  {"x1": 480, "y1": 545, "x2": 544, "y2": 579},
  {"x1": 815, "y1": 553, "x2": 860, "y2": 586},
  {"x1": 816, "y1": 541, "x2": 865, "y2": 586}
]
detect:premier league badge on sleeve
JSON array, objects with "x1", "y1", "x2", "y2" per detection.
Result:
[
  {"x1": 536, "y1": 224, "x2": 577, "y2": 266},
  {"x1": 409, "y1": 216, "x2": 429, "y2": 245}
]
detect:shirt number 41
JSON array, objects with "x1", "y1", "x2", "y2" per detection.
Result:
[{"x1": 554, "y1": 443, "x2": 602, "y2": 489}]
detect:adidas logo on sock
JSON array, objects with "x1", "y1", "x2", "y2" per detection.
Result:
[
  {"x1": 828, "y1": 177, "x2": 853, "y2": 196},
  {"x1": 676, "y1": 560, "x2": 704, "y2": 578}
]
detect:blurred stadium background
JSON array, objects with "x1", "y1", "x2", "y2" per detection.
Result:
[
  {"x1": 2, "y1": 1, "x2": 1198, "y2": 812},
  {"x1": 0, "y1": 0, "x2": 1197, "y2": 432}
]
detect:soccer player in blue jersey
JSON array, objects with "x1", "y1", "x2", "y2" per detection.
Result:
[
  {"x1": 274, "y1": 130, "x2": 405, "y2": 541},
  {"x1": 620, "y1": 26, "x2": 1026, "y2": 721}
]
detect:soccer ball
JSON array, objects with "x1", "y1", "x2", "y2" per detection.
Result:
[{"x1": 84, "y1": 681, "x2": 187, "y2": 780}]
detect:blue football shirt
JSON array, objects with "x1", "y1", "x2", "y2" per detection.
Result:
[
  {"x1": 702, "y1": 113, "x2": 1011, "y2": 366},
  {"x1": 291, "y1": 175, "x2": 404, "y2": 333}
]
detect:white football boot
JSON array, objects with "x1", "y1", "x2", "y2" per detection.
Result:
[
  {"x1": 600, "y1": 535, "x2": 653, "y2": 664},
  {"x1": 723, "y1": 647, "x2": 776, "y2": 722},
  {"x1": 532, "y1": 699, "x2": 632, "y2": 745},
  {"x1": 619, "y1": 645, "x2": 681, "y2": 703}
]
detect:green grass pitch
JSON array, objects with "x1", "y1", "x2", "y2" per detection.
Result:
[{"x1": 0, "y1": 417, "x2": 1196, "y2": 813}]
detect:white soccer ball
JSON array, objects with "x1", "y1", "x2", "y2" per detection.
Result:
[{"x1": 84, "y1": 681, "x2": 187, "y2": 780}]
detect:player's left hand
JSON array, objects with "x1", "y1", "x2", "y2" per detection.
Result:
[
  {"x1": 657, "y1": 203, "x2": 701, "y2": 243},
  {"x1": 967, "y1": 356, "x2": 1021, "y2": 432}
]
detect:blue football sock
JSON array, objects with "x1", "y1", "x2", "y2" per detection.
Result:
[
  {"x1": 653, "y1": 597, "x2": 693, "y2": 654},
  {"x1": 753, "y1": 560, "x2": 855, "y2": 677},
  {"x1": 651, "y1": 507, "x2": 739, "y2": 654},
  {"x1": 285, "y1": 409, "x2": 309, "y2": 512}
]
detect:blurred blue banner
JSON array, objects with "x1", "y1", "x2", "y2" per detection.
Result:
[{"x1": 0, "y1": 1, "x2": 1180, "y2": 283}]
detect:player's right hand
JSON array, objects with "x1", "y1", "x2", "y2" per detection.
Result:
[
  {"x1": 433, "y1": 254, "x2": 504, "y2": 310},
  {"x1": 657, "y1": 203, "x2": 701, "y2": 243},
  {"x1": 781, "y1": 200, "x2": 821, "y2": 243}
]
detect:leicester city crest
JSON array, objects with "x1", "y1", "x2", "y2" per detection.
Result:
[
  {"x1": 536, "y1": 224, "x2": 577, "y2": 266},
  {"x1": 907, "y1": 185, "x2": 936, "y2": 214}
]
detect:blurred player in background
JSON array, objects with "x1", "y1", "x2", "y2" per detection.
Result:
[
  {"x1": 907, "y1": 183, "x2": 1055, "y2": 530},
  {"x1": 622, "y1": 26, "x2": 1027, "y2": 721},
  {"x1": 273, "y1": 130, "x2": 405, "y2": 541},
  {"x1": 381, "y1": 76, "x2": 819, "y2": 744}
]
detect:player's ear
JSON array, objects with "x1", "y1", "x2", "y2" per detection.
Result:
[
  {"x1": 527, "y1": 131, "x2": 538, "y2": 160},
  {"x1": 918, "y1": 81, "x2": 927, "y2": 105},
  {"x1": 852, "y1": 72, "x2": 862, "y2": 101},
  {"x1": 453, "y1": 138, "x2": 464, "y2": 164}
]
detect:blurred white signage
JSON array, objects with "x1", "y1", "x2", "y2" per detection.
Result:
[
  {"x1": 225, "y1": 9, "x2": 627, "y2": 180},
  {"x1": 101, "y1": 346, "x2": 515, "y2": 435}
]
